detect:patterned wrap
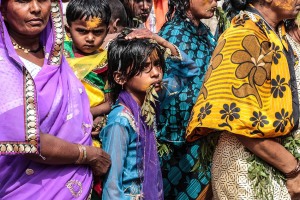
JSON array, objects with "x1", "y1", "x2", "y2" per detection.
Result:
[
  {"x1": 187, "y1": 8, "x2": 298, "y2": 140},
  {"x1": 157, "y1": 13, "x2": 216, "y2": 199},
  {"x1": 186, "y1": 6, "x2": 299, "y2": 199},
  {"x1": 64, "y1": 41, "x2": 109, "y2": 107}
]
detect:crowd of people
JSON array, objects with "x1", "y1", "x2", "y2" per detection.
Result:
[{"x1": 0, "y1": 0, "x2": 300, "y2": 199}]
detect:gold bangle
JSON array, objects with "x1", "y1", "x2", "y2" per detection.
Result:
[
  {"x1": 82, "y1": 145, "x2": 87, "y2": 163},
  {"x1": 75, "y1": 145, "x2": 85, "y2": 164}
]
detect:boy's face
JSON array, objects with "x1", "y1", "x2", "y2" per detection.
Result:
[{"x1": 66, "y1": 16, "x2": 108, "y2": 55}]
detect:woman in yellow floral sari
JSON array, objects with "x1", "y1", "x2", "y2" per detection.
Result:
[{"x1": 186, "y1": 0, "x2": 300, "y2": 199}]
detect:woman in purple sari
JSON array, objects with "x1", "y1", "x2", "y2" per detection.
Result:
[{"x1": 0, "y1": 0, "x2": 111, "y2": 199}]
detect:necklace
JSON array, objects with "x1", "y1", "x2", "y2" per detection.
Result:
[{"x1": 12, "y1": 41, "x2": 43, "y2": 54}]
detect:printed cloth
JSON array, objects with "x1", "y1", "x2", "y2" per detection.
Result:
[
  {"x1": 186, "y1": 8, "x2": 298, "y2": 140},
  {"x1": 64, "y1": 40, "x2": 109, "y2": 107},
  {"x1": 157, "y1": 13, "x2": 216, "y2": 199}
]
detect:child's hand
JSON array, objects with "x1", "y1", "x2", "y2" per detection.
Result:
[{"x1": 92, "y1": 116, "x2": 107, "y2": 136}]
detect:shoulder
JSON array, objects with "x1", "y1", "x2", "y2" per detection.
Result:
[
  {"x1": 106, "y1": 105, "x2": 137, "y2": 132},
  {"x1": 221, "y1": 11, "x2": 269, "y2": 42},
  {"x1": 159, "y1": 16, "x2": 185, "y2": 37}
]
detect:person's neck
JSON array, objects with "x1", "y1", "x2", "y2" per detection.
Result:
[
  {"x1": 73, "y1": 47, "x2": 99, "y2": 58},
  {"x1": 186, "y1": 10, "x2": 200, "y2": 27},
  {"x1": 254, "y1": 3, "x2": 281, "y2": 31},
  {"x1": 289, "y1": 26, "x2": 300, "y2": 44},
  {"x1": 126, "y1": 90, "x2": 145, "y2": 107},
  {"x1": 9, "y1": 30, "x2": 40, "y2": 50}
]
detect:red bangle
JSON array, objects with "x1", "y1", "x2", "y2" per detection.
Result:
[{"x1": 284, "y1": 160, "x2": 300, "y2": 179}]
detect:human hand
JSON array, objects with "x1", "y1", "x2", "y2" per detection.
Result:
[
  {"x1": 91, "y1": 116, "x2": 107, "y2": 136},
  {"x1": 124, "y1": 28, "x2": 168, "y2": 48},
  {"x1": 84, "y1": 146, "x2": 111, "y2": 177},
  {"x1": 286, "y1": 173, "x2": 300, "y2": 199}
]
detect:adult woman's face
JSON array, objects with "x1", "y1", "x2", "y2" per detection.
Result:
[
  {"x1": 124, "y1": 0, "x2": 153, "y2": 22},
  {"x1": 189, "y1": 0, "x2": 218, "y2": 20},
  {"x1": 1, "y1": 0, "x2": 51, "y2": 37}
]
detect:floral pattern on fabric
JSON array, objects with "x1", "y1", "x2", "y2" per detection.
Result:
[{"x1": 186, "y1": 11, "x2": 296, "y2": 141}]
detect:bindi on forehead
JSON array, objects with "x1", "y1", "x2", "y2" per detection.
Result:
[{"x1": 86, "y1": 17, "x2": 102, "y2": 30}]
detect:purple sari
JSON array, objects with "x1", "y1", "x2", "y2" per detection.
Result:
[{"x1": 0, "y1": 1, "x2": 93, "y2": 199}]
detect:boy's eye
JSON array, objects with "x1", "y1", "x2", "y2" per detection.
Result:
[
  {"x1": 16, "y1": 0, "x2": 29, "y2": 3},
  {"x1": 76, "y1": 29, "x2": 88, "y2": 34},
  {"x1": 92, "y1": 29, "x2": 105, "y2": 36}
]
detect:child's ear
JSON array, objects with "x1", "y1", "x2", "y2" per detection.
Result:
[
  {"x1": 112, "y1": 18, "x2": 120, "y2": 33},
  {"x1": 65, "y1": 24, "x2": 72, "y2": 39},
  {"x1": 113, "y1": 71, "x2": 126, "y2": 85}
]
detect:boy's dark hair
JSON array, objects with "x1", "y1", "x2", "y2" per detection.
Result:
[
  {"x1": 66, "y1": 0, "x2": 111, "y2": 26},
  {"x1": 109, "y1": 0, "x2": 128, "y2": 28},
  {"x1": 107, "y1": 30, "x2": 166, "y2": 102}
]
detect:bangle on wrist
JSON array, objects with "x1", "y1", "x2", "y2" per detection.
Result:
[
  {"x1": 75, "y1": 145, "x2": 87, "y2": 164},
  {"x1": 284, "y1": 159, "x2": 300, "y2": 179}
]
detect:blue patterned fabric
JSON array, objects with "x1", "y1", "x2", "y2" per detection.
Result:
[{"x1": 157, "y1": 13, "x2": 216, "y2": 199}]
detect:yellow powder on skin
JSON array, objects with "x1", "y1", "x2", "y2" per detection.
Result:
[
  {"x1": 86, "y1": 17, "x2": 102, "y2": 29},
  {"x1": 274, "y1": 0, "x2": 294, "y2": 10}
]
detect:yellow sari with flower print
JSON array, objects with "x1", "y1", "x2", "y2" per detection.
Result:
[{"x1": 186, "y1": 11, "x2": 297, "y2": 141}]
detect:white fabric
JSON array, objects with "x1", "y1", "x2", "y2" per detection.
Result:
[{"x1": 20, "y1": 57, "x2": 41, "y2": 79}]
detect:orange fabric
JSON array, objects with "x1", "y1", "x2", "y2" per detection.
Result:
[{"x1": 145, "y1": 0, "x2": 168, "y2": 32}]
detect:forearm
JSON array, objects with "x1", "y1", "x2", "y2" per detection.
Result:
[
  {"x1": 25, "y1": 132, "x2": 79, "y2": 165},
  {"x1": 153, "y1": 35, "x2": 179, "y2": 56},
  {"x1": 236, "y1": 135, "x2": 297, "y2": 174},
  {"x1": 90, "y1": 101, "x2": 111, "y2": 117}
]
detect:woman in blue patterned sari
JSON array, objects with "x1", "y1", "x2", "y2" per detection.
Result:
[{"x1": 157, "y1": 0, "x2": 217, "y2": 199}]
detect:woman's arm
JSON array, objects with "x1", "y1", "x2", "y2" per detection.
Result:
[
  {"x1": 26, "y1": 132, "x2": 111, "y2": 177},
  {"x1": 236, "y1": 135, "x2": 297, "y2": 173},
  {"x1": 236, "y1": 135, "x2": 300, "y2": 199}
]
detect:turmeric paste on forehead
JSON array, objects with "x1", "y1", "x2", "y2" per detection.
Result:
[{"x1": 86, "y1": 17, "x2": 102, "y2": 29}]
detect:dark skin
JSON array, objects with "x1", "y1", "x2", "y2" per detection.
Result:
[
  {"x1": 2, "y1": 0, "x2": 111, "y2": 177},
  {"x1": 288, "y1": 23, "x2": 300, "y2": 43}
]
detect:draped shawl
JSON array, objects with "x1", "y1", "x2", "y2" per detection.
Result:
[
  {"x1": 64, "y1": 41, "x2": 109, "y2": 107},
  {"x1": 186, "y1": 8, "x2": 299, "y2": 141},
  {"x1": 0, "y1": 1, "x2": 93, "y2": 199}
]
